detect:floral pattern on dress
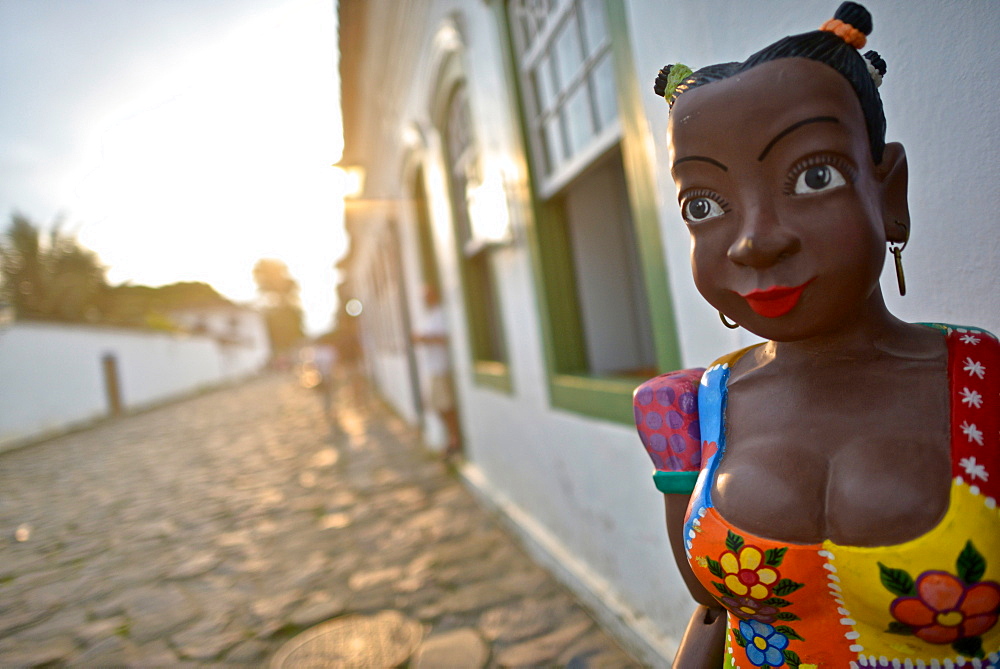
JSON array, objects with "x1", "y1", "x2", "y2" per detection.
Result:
[
  {"x1": 720, "y1": 595, "x2": 781, "y2": 624},
  {"x1": 704, "y1": 530, "x2": 808, "y2": 666},
  {"x1": 735, "y1": 620, "x2": 791, "y2": 667},
  {"x1": 881, "y1": 541, "x2": 1000, "y2": 659},
  {"x1": 719, "y1": 544, "x2": 781, "y2": 599}
]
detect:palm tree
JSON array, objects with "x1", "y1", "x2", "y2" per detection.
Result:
[
  {"x1": 252, "y1": 258, "x2": 305, "y2": 354},
  {"x1": 0, "y1": 214, "x2": 108, "y2": 322}
]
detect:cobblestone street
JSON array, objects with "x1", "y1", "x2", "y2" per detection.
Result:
[{"x1": 0, "y1": 372, "x2": 637, "y2": 667}]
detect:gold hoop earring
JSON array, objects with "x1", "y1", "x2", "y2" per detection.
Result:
[
  {"x1": 719, "y1": 311, "x2": 739, "y2": 329},
  {"x1": 889, "y1": 223, "x2": 908, "y2": 297}
]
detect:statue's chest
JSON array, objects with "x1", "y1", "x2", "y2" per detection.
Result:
[{"x1": 712, "y1": 367, "x2": 951, "y2": 545}]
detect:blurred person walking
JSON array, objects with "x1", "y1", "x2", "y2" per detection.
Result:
[{"x1": 412, "y1": 285, "x2": 460, "y2": 458}]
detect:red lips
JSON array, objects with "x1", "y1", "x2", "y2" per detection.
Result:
[{"x1": 740, "y1": 280, "x2": 813, "y2": 318}]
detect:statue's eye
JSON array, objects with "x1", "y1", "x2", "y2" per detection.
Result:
[
  {"x1": 793, "y1": 164, "x2": 846, "y2": 194},
  {"x1": 682, "y1": 196, "x2": 725, "y2": 223}
]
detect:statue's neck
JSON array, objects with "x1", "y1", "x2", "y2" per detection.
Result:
[{"x1": 763, "y1": 290, "x2": 920, "y2": 366}]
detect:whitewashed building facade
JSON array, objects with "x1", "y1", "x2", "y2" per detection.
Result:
[{"x1": 336, "y1": 1, "x2": 1000, "y2": 662}]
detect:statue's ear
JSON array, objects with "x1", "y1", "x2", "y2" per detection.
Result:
[{"x1": 877, "y1": 142, "x2": 909, "y2": 243}]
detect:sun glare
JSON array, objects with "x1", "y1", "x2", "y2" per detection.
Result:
[{"x1": 72, "y1": 0, "x2": 345, "y2": 334}]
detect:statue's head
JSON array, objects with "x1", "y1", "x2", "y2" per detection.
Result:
[
  {"x1": 659, "y1": 3, "x2": 910, "y2": 340},
  {"x1": 658, "y1": 2, "x2": 887, "y2": 164}
]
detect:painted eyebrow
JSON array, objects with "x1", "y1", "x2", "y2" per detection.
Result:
[
  {"x1": 757, "y1": 116, "x2": 840, "y2": 161},
  {"x1": 672, "y1": 155, "x2": 728, "y2": 172}
]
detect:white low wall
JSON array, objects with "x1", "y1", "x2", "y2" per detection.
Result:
[{"x1": 0, "y1": 321, "x2": 268, "y2": 450}]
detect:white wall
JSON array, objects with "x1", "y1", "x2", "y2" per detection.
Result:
[{"x1": 0, "y1": 321, "x2": 267, "y2": 450}]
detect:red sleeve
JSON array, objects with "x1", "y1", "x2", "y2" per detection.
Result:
[
  {"x1": 947, "y1": 327, "x2": 999, "y2": 503},
  {"x1": 634, "y1": 368, "x2": 705, "y2": 473}
]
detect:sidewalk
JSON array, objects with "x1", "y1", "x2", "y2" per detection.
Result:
[{"x1": 0, "y1": 372, "x2": 638, "y2": 667}]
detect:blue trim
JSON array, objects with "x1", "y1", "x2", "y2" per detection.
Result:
[
  {"x1": 653, "y1": 470, "x2": 700, "y2": 494},
  {"x1": 681, "y1": 362, "x2": 731, "y2": 552}
]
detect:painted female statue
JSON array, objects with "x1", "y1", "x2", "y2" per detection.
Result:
[{"x1": 634, "y1": 3, "x2": 999, "y2": 666}]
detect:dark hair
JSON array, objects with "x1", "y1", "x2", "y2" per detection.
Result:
[{"x1": 655, "y1": 2, "x2": 889, "y2": 163}]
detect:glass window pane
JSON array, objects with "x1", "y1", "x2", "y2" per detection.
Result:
[
  {"x1": 519, "y1": 15, "x2": 533, "y2": 50},
  {"x1": 553, "y1": 15, "x2": 582, "y2": 90},
  {"x1": 544, "y1": 115, "x2": 564, "y2": 172},
  {"x1": 564, "y1": 84, "x2": 593, "y2": 157},
  {"x1": 532, "y1": 55, "x2": 556, "y2": 112},
  {"x1": 561, "y1": 151, "x2": 654, "y2": 375},
  {"x1": 591, "y1": 54, "x2": 617, "y2": 130},
  {"x1": 580, "y1": 0, "x2": 608, "y2": 57}
]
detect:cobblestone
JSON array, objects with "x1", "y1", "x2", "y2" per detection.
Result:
[{"x1": 0, "y1": 373, "x2": 638, "y2": 666}]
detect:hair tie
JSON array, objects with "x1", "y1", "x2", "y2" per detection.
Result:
[
  {"x1": 863, "y1": 50, "x2": 887, "y2": 88},
  {"x1": 819, "y1": 18, "x2": 867, "y2": 49},
  {"x1": 654, "y1": 63, "x2": 694, "y2": 105}
]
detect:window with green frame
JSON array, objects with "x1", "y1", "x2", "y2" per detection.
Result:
[
  {"x1": 439, "y1": 82, "x2": 511, "y2": 391},
  {"x1": 410, "y1": 168, "x2": 442, "y2": 298},
  {"x1": 500, "y1": 0, "x2": 680, "y2": 423}
]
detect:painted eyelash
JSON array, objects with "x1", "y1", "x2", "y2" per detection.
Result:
[
  {"x1": 783, "y1": 154, "x2": 856, "y2": 194},
  {"x1": 679, "y1": 189, "x2": 731, "y2": 213}
]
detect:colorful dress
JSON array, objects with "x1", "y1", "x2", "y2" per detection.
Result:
[{"x1": 634, "y1": 325, "x2": 999, "y2": 668}]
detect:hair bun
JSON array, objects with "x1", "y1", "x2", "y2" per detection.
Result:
[
  {"x1": 654, "y1": 65, "x2": 673, "y2": 98},
  {"x1": 864, "y1": 50, "x2": 886, "y2": 76},
  {"x1": 863, "y1": 50, "x2": 887, "y2": 87},
  {"x1": 653, "y1": 63, "x2": 694, "y2": 104},
  {"x1": 834, "y1": 2, "x2": 873, "y2": 36}
]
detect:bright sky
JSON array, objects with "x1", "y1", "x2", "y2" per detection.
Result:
[{"x1": 0, "y1": 0, "x2": 346, "y2": 335}]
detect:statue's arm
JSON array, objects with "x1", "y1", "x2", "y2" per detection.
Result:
[
  {"x1": 634, "y1": 368, "x2": 725, "y2": 667},
  {"x1": 665, "y1": 493, "x2": 726, "y2": 669}
]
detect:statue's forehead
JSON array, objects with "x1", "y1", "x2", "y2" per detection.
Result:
[
  {"x1": 667, "y1": 58, "x2": 862, "y2": 152},
  {"x1": 670, "y1": 58, "x2": 860, "y2": 130}
]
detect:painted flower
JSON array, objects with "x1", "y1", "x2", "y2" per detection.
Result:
[
  {"x1": 961, "y1": 420, "x2": 985, "y2": 446},
  {"x1": 721, "y1": 545, "x2": 779, "y2": 599},
  {"x1": 963, "y1": 357, "x2": 986, "y2": 379},
  {"x1": 890, "y1": 571, "x2": 1000, "y2": 644},
  {"x1": 739, "y1": 620, "x2": 789, "y2": 667},
  {"x1": 721, "y1": 595, "x2": 779, "y2": 623},
  {"x1": 959, "y1": 455, "x2": 989, "y2": 482},
  {"x1": 960, "y1": 387, "x2": 984, "y2": 409}
]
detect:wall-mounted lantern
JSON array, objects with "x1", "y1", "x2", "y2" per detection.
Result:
[
  {"x1": 465, "y1": 168, "x2": 512, "y2": 251},
  {"x1": 332, "y1": 164, "x2": 366, "y2": 200}
]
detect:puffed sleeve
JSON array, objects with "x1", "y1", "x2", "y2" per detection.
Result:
[{"x1": 633, "y1": 368, "x2": 705, "y2": 495}]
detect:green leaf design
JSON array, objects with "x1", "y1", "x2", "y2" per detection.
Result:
[
  {"x1": 886, "y1": 621, "x2": 914, "y2": 636},
  {"x1": 726, "y1": 531, "x2": 744, "y2": 553},
  {"x1": 783, "y1": 650, "x2": 802, "y2": 669},
  {"x1": 662, "y1": 63, "x2": 693, "y2": 101},
  {"x1": 773, "y1": 579, "x2": 805, "y2": 596},
  {"x1": 763, "y1": 597, "x2": 793, "y2": 608},
  {"x1": 765, "y1": 547, "x2": 787, "y2": 567},
  {"x1": 775, "y1": 625, "x2": 805, "y2": 642},
  {"x1": 712, "y1": 581, "x2": 735, "y2": 598},
  {"x1": 878, "y1": 562, "x2": 917, "y2": 596},
  {"x1": 775, "y1": 611, "x2": 801, "y2": 621},
  {"x1": 732, "y1": 626, "x2": 746, "y2": 647},
  {"x1": 952, "y1": 635, "x2": 985, "y2": 659},
  {"x1": 957, "y1": 541, "x2": 986, "y2": 584},
  {"x1": 707, "y1": 557, "x2": 723, "y2": 578}
]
